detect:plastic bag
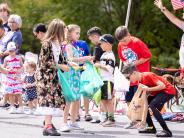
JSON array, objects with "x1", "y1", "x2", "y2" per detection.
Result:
[
  {"x1": 93, "y1": 89, "x2": 102, "y2": 105},
  {"x1": 114, "y1": 67, "x2": 130, "y2": 92},
  {"x1": 56, "y1": 65, "x2": 76, "y2": 103},
  {"x1": 80, "y1": 62, "x2": 103, "y2": 99}
]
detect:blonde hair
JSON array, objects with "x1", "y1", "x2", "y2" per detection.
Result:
[
  {"x1": 26, "y1": 61, "x2": 37, "y2": 71},
  {"x1": 43, "y1": 18, "x2": 65, "y2": 44},
  {"x1": 0, "y1": 3, "x2": 11, "y2": 15},
  {"x1": 66, "y1": 24, "x2": 80, "y2": 43}
]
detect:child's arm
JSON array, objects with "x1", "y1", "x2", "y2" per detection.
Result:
[
  {"x1": 3, "y1": 58, "x2": 8, "y2": 68},
  {"x1": 66, "y1": 44, "x2": 93, "y2": 62},
  {"x1": 0, "y1": 65, "x2": 10, "y2": 74},
  {"x1": 58, "y1": 64, "x2": 69, "y2": 72},
  {"x1": 140, "y1": 81, "x2": 166, "y2": 93},
  {"x1": 94, "y1": 63, "x2": 109, "y2": 71}
]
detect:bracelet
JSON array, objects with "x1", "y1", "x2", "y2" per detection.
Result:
[{"x1": 161, "y1": 7, "x2": 166, "y2": 12}]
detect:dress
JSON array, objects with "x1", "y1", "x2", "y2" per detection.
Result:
[
  {"x1": 64, "y1": 44, "x2": 81, "y2": 102},
  {"x1": 4, "y1": 56, "x2": 22, "y2": 94},
  {"x1": 24, "y1": 74, "x2": 37, "y2": 101},
  {"x1": 36, "y1": 41, "x2": 66, "y2": 115}
]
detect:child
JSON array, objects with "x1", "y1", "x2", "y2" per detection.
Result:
[
  {"x1": 60, "y1": 24, "x2": 93, "y2": 132},
  {"x1": 23, "y1": 61, "x2": 37, "y2": 114},
  {"x1": 122, "y1": 64, "x2": 175, "y2": 137},
  {"x1": 87, "y1": 26, "x2": 105, "y2": 123},
  {"x1": 3, "y1": 42, "x2": 23, "y2": 114},
  {"x1": 94, "y1": 34, "x2": 116, "y2": 127}
]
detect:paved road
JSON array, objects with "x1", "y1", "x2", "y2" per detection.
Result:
[{"x1": 0, "y1": 108, "x2": 184, "y2": 138}]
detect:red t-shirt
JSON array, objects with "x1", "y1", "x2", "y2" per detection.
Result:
[
  {"x1": 118, "y1": 36, "x2": 152, "y2": 72},
  {"x1": 140, "y1": 72, "x2": 176, "y2": 96}
]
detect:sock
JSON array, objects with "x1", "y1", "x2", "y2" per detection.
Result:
[
  {"x1": 44, "y1": 124, "x2": 52, "y2": 129},
  {"x1": 106, "y1": 112, "x2": 108, "y2": 119},
  {"x1": 108, "y1": 112, "x2": 115, "y2": 121}
]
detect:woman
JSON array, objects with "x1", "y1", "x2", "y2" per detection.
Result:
[
  {"x1": 36, "y1": 18, "x2": 69, "y2": 136},
  {"x1": 7, "y1": 14, "x2": 23, "y2": 54},
  {"x1": 0, "y1": 3, "x2": 11, "y2": 32}
]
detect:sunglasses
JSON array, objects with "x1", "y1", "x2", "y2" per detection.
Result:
[
  {"x1": 100, "y1": 37, "x2": 108, "y2": 43},
  {"x1": 8, "y1": 21, "x2": 16, "y2": 24},
  {"x1": 0, "y1": 9, "x2": 7, "y2": 12}
]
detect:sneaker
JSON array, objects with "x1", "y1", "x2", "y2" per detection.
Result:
[
  {"x1": 84, "y1": 114, "x2": 92, "y2": 121},
  {"x1": 124, "y1": 122, "x2": 138, "y2": 129},
  {"x1": 43, "y1": 128, "x2": 61, "y2": 136},
  {"x1": 9, "y1": 106, "x2": 17, "y2": 114},
  {"x1": 156, "y1": 130, "x2": 172, "y2": 137},
  {"x1": 1, "y1": 103, "x2": 10, "y2": 108},
  {"x1": 99, "y1": 118, "x2": 108, "y2": 125},
  {"x1": 60, "y1": 124, "x2": 71, "y2": 132},
  {"x1": 70, "y1": 122, "x2": 84, "y2": 130},
  {"x1": 139, "y1": 127, "x2": 157, "y2": 134},
  {"x1": 24, "y1": 110, "x2": 33, "y2": 115},
  {"x1": 102, "y1": 120, "x2": 115, "y2": 127},
  {"x1": 16, "y1": 107, "x2": 24, "y2": 114},
  {"x1": 90, "y1": 119, "x2": 101, "y2": 123}
]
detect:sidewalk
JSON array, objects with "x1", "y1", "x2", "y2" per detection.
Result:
[{"x1": 0, "y1": 108, "x2": 184, "y2": 138}]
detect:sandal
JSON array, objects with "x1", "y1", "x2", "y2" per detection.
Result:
[
  {"x1": 76, "y1": 115, "x2": 80, "y2": 122},
  {"x1": 135, "y1": 122, "x2": 146, "y2": 130},
  {"x1": 85, "y1": 114, "x2": 92, "y2": 121}
]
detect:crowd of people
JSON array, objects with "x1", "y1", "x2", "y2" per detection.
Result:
[{"x1": 0, "y1": 0, "x2": 182, "y2": 137}]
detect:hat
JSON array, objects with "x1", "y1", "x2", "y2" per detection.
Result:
[
  {"x1": 99, "y1": 34, "x2": 114, "y2": 44},
  {"x1": 7, "y1": 42, "x2": 16, "y2": 51}
]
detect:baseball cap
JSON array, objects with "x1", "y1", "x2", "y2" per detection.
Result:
[
  {"x1": 7, "y1": 42, "x2": 16, "y2": 51},
  {"x1": 99, "y1": 34, "x2": 114, "y2": 44}
]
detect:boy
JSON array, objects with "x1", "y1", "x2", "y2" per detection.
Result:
[
  {"x1": 122, "y1": 64, "x2": 175, "y2": 137},
  {"x1": 87, "y1": 26, "x2": 104, "y2": 123},
  {"x1": 95, "y1": 34, "x2": 115, "y2": 127}
]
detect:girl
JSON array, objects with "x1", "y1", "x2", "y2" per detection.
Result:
[
  {"x1": 60, "y1": 24, "x2": 93, "y2": 132},
  {"x1": 3, "y1": 41, "x2": 23, "y2": 114},
  {"x1": 24, "y1": 61, "x2": 37, "y2": 115},
  {"x1": 36, "y1": 18, "x2": 69, "y2": 136}
]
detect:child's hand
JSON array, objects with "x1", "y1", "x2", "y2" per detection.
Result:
[
  {"x1": 94, "y1": 63, "x2": 101, "y2": 68},
  {"x1": 139, "y1": 84, "x2": 149, "y2": 91},
  {"x1": 26, "y1": 83, "x2": 33, "y2": 88}
]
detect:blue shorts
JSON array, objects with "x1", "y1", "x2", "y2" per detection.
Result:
[{"x1": 125, "y1": 85, "x2": 138, "y2": 102}]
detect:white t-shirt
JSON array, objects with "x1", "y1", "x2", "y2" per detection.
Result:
[
  {"x1": 51, "y1": 42, "x2": 61, "y2": 64},
  {"x1": 100, "y1": 51, "x2": 115, "y2": 82}
]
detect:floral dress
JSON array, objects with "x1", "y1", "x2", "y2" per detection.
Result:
[{"x1": 36, "y1": 41, "x2": 66, "y2": 115}]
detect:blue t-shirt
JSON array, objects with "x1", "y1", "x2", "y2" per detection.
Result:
[{"x1": 76, "y1": 40, "x2": 90, "y2": 56}]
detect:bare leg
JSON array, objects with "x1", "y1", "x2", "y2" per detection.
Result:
[
  {"x1": 83, "y1": 97, "x2": 89, "y2": 114},
  {"x1": 63, "y1": 103, "x2": 70, "y2": 123}
]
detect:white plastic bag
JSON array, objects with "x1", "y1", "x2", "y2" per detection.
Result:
[{"x1": 114, "y1": 67, "x2": 130, "y2": 92}]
